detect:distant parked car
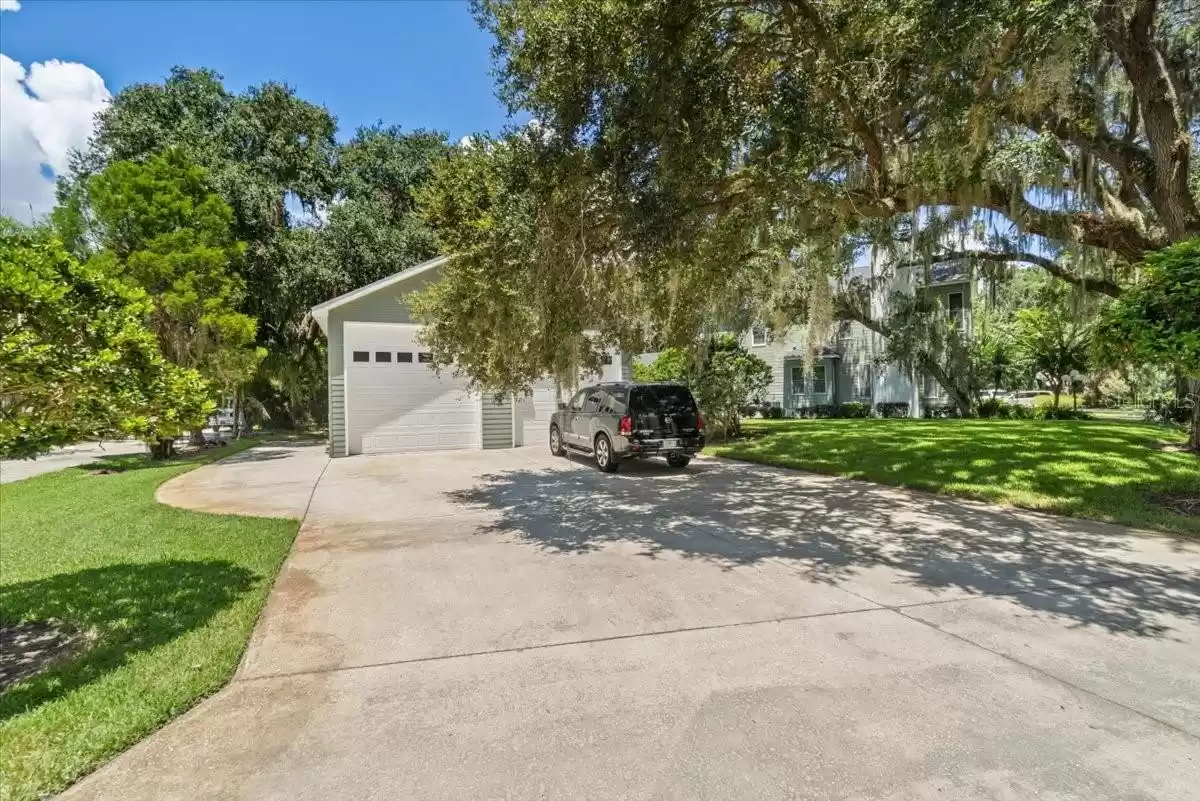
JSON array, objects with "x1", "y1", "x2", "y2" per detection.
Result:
[
  {"x1": 549, "y1": 381, "x2": 705, "y2": 472},
  {"x1": 981, "y1": 389, "x2": 1011, "y2": 401},
  {"x1": 1012, "y1": 390, "x2": 1053, "y2": 408}
]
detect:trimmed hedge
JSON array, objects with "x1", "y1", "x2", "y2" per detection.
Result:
[
  {"x1": 1035, "y1": 406, "x2": 1092, "y2": 420},
  {"x1": 792, "y1": 404, "x2": 838, "y2": 419},
  {"x1": 923, "y1": 403, "x2": 963, "y2": 419},
  {"x1": 977, "y1": 399, "x2": 1036, "y2": 419},
  {"x1": 875, "y1": 402, "x2": 910, "y2": 418},
  {"x1": 838, "y1": 401, "x2": 871, "y2": 418}
]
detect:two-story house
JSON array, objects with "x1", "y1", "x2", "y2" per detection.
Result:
[{"x1": 744, "y1": 263, "x2": 974, "y2": 416}]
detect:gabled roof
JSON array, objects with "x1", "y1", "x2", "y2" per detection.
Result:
[{"x1": 310, "y1": 255, "x2": 448, "y2": 334}]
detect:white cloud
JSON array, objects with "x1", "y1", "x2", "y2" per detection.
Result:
[
  {"x1": 0, "y1": 1, "x2": 22, "y2": 12},
  {"x1": 0, "y1": 54, "x2": 111, "y2": 221}
]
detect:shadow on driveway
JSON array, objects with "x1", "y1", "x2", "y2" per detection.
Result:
[{"x1": 446, "y1": 457, "x2": 1200, "y2": 638}]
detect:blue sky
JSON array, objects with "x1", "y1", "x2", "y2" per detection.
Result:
[{"x1": 0, "y1": 0, "x2": 518, "y2": 218}]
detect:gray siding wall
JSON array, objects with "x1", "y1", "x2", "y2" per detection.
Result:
[
  {"x1": 746, "y1": 328, "x2": 837, "y2": 410},
  {"x1": 325, "y1": 269, "x2": 438, "y2": 457},
  {"x1": 481, "y1": 393, "x2": 514, "y2": 449},
  {"x1": 746, "y1": 326, "x2": 804, "y2": 406},
  {"x1": 328, "y1": 374, "x2": 347, "y2": 457},
  {"x1": 739, "y1": 272, "x2": 977, "y2": 413}
]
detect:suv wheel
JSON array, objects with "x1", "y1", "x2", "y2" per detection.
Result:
[
  {"x1": 549, "y1": 425, "x2": 566, "y2": 457},
  {"x1": 666, "y1": 453, "x2": 690, "y2": 469},
  {"x1": 593, "y1": 433, "x2": 619, "y2": 473}
]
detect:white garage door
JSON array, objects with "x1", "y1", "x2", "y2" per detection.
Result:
[
  {"x1": 515, "y1": 380, "x2": 560, "y2": 447},
  {"x1": 344, "y1": 323, "x2": 479, "y2": 455},
  {"x1": 512, "y1": 354, "x2": 627, "y2": 448}
]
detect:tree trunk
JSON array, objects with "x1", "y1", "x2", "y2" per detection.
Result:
[
  {"x1": 923, "y1": 359, "x2": 973, "y2": 416},
  {"x1": 232, "y1": 391, "x2": 243, "y2": 440},
  {"x1": 189, "y1": 429, "x2": 206, "y2": 446},
  {"x1": 1190, "y1": 378, "x2": 1200, "y2": 453},
  {"x1": 149, "y1": 437, "x2": 175, "y2": 460},
  {"x1": 833, "y1": 298, "x2": 974, "y2": 415}
]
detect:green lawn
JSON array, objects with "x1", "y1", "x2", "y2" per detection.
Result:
[
  {"x1": 0, "y1": 441, "x2": 300, "y2": 801},
  {"x1": 710, "y1": 419, "x2": 1200, "y2": 535}
]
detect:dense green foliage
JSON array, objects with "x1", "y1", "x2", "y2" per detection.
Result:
[
  {"x1": 633, "y1": 334, "x2": 772, "y2": 437},
  {"x1": 1097, "y1": 238, "x2": 1200, "y2": 446},
  {"x1": 54, "y1": 68, "x2": 449, "y2": 425},
  {"x1": 0, "y1": 229, "x2": 212, "y2": 459},
  {"x1": 1097, "y1": 239, "x2": 1200, "y2": 377},
  {"x1": 407, "y1": 0, "x2": 1198, "y2": 391},
  {"x1": 0, "y1": 442, "x2": 298, "y2": 801},
  {"x1": 412, "y1": 133, "x2": 627, "y2": 388},
  {"x1": 712, "y1": 418, "x2": 1200, "y2": 534},
  {"x1": 87, "y1": 150, "x2": 263, "y2": 400},
  {"x1": 1013, "y1": 283, "x2": 1095, "y2": 408}
]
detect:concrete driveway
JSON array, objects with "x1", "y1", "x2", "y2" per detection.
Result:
[{"x1": 67, "y1": 443, "x2": 1200, "y2": 800}]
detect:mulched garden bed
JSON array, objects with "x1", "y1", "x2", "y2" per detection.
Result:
[{"x1": 1147, "y1": 491, "x2": 1200, "y2": 518}]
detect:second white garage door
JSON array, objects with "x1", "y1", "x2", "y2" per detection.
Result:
[
  {"x1": 515, "y1": 380, "x2": 560, "y2": 447},
  {"x1": 344, "y1": 322, "x2": 479, "y2": 455}
]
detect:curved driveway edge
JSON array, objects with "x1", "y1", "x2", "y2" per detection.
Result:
[{"x1": 156, "y1": 442, "x2": 330, "y2": 519}]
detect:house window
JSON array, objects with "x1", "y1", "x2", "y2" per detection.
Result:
[
  {"x1": 812, "y1": 364, "x2": 827, "y2": 394},
  {"x1": 418, "y1": 352, "x2": 434, "y2": 363},
  {"x1": 750, "y1": 326, "x2": 767, "y2": 347},
  {"x1": 601, "y1": 353, "x2": 613, "y2": 365},
  {"x1": 860, "y1": 364, "x2": 873, "y2": 398},
  {"x1": 352, "y1": 351, "x2": 369, "y2": 363},
  {"x1": 948, "y1": 292, "x2": 965, "y2": 329},
  {"x1": 375, "y1": 351, "x2": 392, "y2": 363},
  {"x1": 397, "y1": 352, "x2": 413, "y2": 363}
]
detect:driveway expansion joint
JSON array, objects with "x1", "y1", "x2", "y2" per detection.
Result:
[{"x1": 233, "y1": 603, "x2": 892, "y2": 683}]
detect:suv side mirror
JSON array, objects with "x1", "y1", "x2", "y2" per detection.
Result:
[{"x1": 556, "y1": 402, "x2": 567, "y2": 410}]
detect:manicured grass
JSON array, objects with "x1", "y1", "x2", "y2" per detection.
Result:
[
  {"x1": 710, "y1": 419, "x2": 1200, "y2": 535},
  {"x1": 0, "y1": 440, "x2": 299, "y2": 801}
]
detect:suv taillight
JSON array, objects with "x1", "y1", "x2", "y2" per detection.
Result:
[
  {"x1": 696, "y1": 410, "x2": 704, "y2": 430},
  {"x1": 618, "y1": 415, "x2": 632, "y2": 435}
]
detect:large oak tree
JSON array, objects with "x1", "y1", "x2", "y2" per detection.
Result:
[{"x1": 414, "y1": 0, "x2": 1198, "y2": 390}]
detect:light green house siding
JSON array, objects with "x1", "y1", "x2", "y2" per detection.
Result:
[
  {"x1": 481, "y1": 393, "x2": 515, "y2": 449},
  {"x1": 743, "y1": 268, "x2": 976, "y2": 415},
  {"x1": 325, "y1": 272, "x2": 436, "y2": 376}
]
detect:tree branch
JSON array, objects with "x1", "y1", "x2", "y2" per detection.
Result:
[
  {"x1": 779, "y1": 0, "x2": 889, "y2": 196},
  {"x1": 902, "y1": 249, "x2": 1124, "y2": 298},
  {"x1": 1005, "y1": 105, "x2": 1156, "y2": 207},
  {"x1": 1094, "y1": 0, "x2": 1199, "y2": 239},
  {"x1": 815, "y1": 179, "x2": 1165, "y2": 261},
  {"x1": 980, "y1": 182, "x2": 1162, "y2": 263}
]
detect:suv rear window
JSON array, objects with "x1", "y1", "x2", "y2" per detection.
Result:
[{"x1": 631, "y1": 385, "x2": 697, "y2": 413}]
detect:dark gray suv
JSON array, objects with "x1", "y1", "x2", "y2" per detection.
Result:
[{"x1": 548, "y1": 382, "x2": 705, "y2": 472}]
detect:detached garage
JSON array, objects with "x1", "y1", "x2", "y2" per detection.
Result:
[{"x1": 312, "y1": 256, "x2": 628, "y2": 457}]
